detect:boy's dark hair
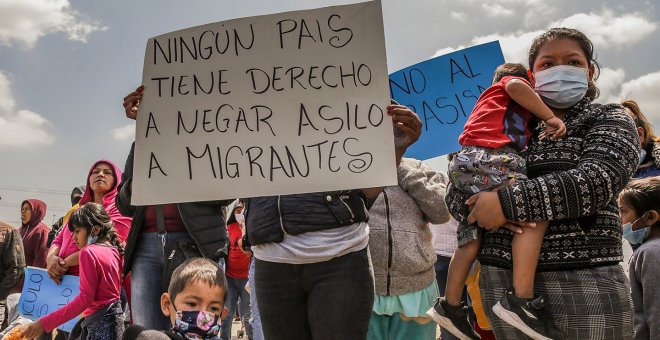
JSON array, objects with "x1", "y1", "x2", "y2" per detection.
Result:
[
  {"x1": 619, "y1": 177, "x2": 660, "y2": 217},
  {"x1": 492, "y1": 63, "x2": 529, "y2": 84},
  {"x1": 168, "y1": 258, "x2": 228, "y2": 303},
  {"x1": 68, "y1": 202, "x2": 124, "y2": 255}
]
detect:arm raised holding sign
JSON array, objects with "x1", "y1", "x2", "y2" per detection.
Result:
[{"x1": 119, "y1": 85, "x2": 234, "y2": 330}]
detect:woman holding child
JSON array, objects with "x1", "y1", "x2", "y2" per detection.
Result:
[{"x1": 446, "y1": 28, "x2": 638, "y2": 339}]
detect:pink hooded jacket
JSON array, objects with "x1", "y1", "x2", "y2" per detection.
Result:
[{"x1": 51, "y1": 159, "x2": 132, "y2": 275}]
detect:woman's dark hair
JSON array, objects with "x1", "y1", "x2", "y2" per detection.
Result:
[
  {"x1": 619, "y1": 177, "x2": 660, "y2": 218},
  {"x1": 528, "y1": 27, "x2": 600, "y2": 100},
  {"x1": 621, "y1": 99, "x2": 659, "y2": 151},
  {"x1": 68, "y1": 202, "x2": 124, "y2": 255}
]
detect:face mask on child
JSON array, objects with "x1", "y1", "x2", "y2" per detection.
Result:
[
  {"x1": 171, "y1": 309, "x2": 221, "y2": 340},
  {"x1": 235, "y1": 213, "x2": 245, "y2": 225},
  {"x1": 87, "y1": 229, "x2": 98, "y2": 246},
  {"x1": 534, "y1": 65, "x2": 589, "y2": 109},
  {"x1": 622, "y1": 214, "x2": 650, "y2": 246}
]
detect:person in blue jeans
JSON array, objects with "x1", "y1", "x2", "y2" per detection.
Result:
[
  {"x1": 117, "y1": 94, "x2": 233, "y2": 330},
  {"x1": 221, "y1": 202, "x2": 253, "y2": 340},
  {"x1": 248, "y1": 259, "x2": 264, "y2": 340}
]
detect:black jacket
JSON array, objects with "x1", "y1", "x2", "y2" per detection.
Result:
[
  {"x1": 245, "y1": 190, "x2": 369, "y2": 246},
  {"x1": 116, "y1": 143, "x2": 233, "y2": 277}
]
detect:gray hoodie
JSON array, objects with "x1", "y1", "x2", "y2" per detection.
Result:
[
  {"x1": 630, "y1": 237, "x2": 660, "y2": 339},
  {"x1": 368, "y1": 158, "x2": 450, "y2": 296}
]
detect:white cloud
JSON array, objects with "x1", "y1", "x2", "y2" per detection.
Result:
[
  {"x1": 431, "y1": 30, "x2": 542, "y2": 64},
  {"x1": 0, "y1": 0, "x2": 107, "y2": 48},
  {"x1": 619, "y1": 71, "x2": 660, "y2": 126},
  {"x1": 482, "y1": 3, "x2": 514, "y2": 17},
  {"x1": 594, "y1": 67, "x2": 626, "y2": 104},
  {"x1": 0, "y1": 71, "x2": 55, "y2": 148},
  {"x1": 550, "y1": 10, "x2": 657, "y2": 49},
  {"x1": 432, "y1": 46, "x2": 460, "y2": 58},
  {"x1": 111, "y1": 123, "x2": 135, "y2": 141},
  {"x1": 471, "y1": 30, "x2": 543, "y2": 65},
  {"x1": 450, "y1": 11, "x2": 467, "y2": 21},
  {"x1": 432, "y1": 9, "x2": 658, "y2": 66}
]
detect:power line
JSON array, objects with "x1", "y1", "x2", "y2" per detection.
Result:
[
  {"x1": 0, "y1": 202, "x2": 70, "y2": 211},
  {"x1": 0, "y1": 185, "x2": 71, "y2": 196}
]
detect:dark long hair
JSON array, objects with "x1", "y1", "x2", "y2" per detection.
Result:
[
  {"x1": 68, "y1": 202, "x2": 124, "y2": 255},
  {"x1": 528, "y1": 27, "x2": 601, "y2": 100},
  {"x1": 619, "y1": 177, "x2": 660, "y2": 218}
]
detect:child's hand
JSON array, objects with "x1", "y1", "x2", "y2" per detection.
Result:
[
  {"x1": 22, "y1": 321, "x2": 44, "y2": 339},
  {"x1": 1, "y1": 325, "x2": 28, "y2": 340},
  {"x1": 543, "y1": 116, "x2": 566, "y2": 140}
]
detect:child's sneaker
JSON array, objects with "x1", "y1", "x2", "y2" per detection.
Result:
[
  {"x1": 492, "y1": 290, "x2": 566, "y2": 340},
  {"x1": 426, "y1": 297, "x2": 481, "y2": 340}
]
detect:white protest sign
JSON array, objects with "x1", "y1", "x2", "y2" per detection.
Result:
[{"x1": 132, "y1": 0, "x2": 396, "y2": 205}]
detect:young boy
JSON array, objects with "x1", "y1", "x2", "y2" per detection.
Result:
[
  {"x1": 123, "y1": 258, "x2": 229, "y2": 340},
  {"x1": 428, "y1": 63, "x2": 566, "y2": 339}
]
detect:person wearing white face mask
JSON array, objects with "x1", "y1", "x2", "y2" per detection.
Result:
[
  {"x1": 618, "y1": 177, "x2": 660, "y2": 339},
  {"x1": 221, "y1": 200, "x2": 253, "y2": 340},
  {"x1": 446, "y1": 28, "x2": 639, "y2": 339}
]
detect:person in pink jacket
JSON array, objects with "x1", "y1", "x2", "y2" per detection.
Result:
[
  {"x1": 46, "y1": 159, "x2": 130, "y2": 282},
  {"x1": 22, "y1": 203, "x2": 125, "y2": 339}
]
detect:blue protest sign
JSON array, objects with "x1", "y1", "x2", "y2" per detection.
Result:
[
  {"x1": 18, "y1": 267, "x2": 81, "y2": 332},
  {"x1": 389, "y1": 41, "x2": 505, "y2": 159}
]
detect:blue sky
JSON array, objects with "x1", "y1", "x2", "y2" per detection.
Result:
[{"x1": 1, "y1": 0, "x2": 658, "y2": 225}]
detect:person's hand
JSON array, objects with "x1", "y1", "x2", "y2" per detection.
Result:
[
  {"x1": 47, "y1": 255, "x2": 67, "y2": 285},
  {"x1": 466, "y1": 192, "x2": 536, "y2": 232},
  {"x1": 388, "y1": 105, "x2": 422, "y2": 164},
  {"x1": 22, "y1": 320, "x2": 45, "y2": 339},
  {"x1": 123, "y1": 85, "x2": 144, "y2": 120},
  {"x1": 543, "y1": 116, "x2": 566, "y2": 141},
  {"x1": 466, "y1": 191, "x2": 507, "y2": 230}
]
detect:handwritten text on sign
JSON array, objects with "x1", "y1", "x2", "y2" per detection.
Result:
[
  {"x1": 132, "y1": 1, "x2": 395, "y2": 205},
  {"x1": 389, "y1": 41, "x2": 505, "y2": 160},
  {"x1": 18, "y1": 267, "x2": 80, "y2": 332}
]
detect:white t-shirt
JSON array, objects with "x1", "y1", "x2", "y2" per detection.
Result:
[
  {"x1": 431, "y1": 217, "x2": 458, "y2": 258},
  {"x1": 252, "y1": 222, "x2": 369, "y2": 264}
]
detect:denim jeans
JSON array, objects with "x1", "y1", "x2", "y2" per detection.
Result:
[
  {"x1": 130, "y1": 232, "x2": 192, "y2": 330},
  {"x1": 249, "y1": 259, "x2": 265, "y2": 340},
  {"x1": 221, "y1": 276, "x2": 253, "y2": 340},
  {"x1": 254, "y1": 248, "x2": 374, "y2": 340}
]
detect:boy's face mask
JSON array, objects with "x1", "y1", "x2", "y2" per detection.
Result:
[{"x1": 171, "y1": 309, "x2": 222, "y2": 340}]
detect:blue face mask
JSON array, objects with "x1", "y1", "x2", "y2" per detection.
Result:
[
  {"x1": 86, "y1": 233, "x2": 98, "y2": 246},
  {"x1": 639, "y1": 149, "x2": 647, "y2": 165},
  {"x1": 622, "y1": 215, "x2": 650, "y2": 246},
  {"x1": 534, "y1": 65, "x2": 589, "y2": 109},
  {"x1": 171, "y1": 309, "x2": 221, "y2": 340}
]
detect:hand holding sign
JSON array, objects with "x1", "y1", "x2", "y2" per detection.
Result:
[
  {"x1": 389, "y1": 104, "x2": 422, "y2": 160},
  {"x1": 123, "y1": 85, "x2": 144, "y2": 120}
]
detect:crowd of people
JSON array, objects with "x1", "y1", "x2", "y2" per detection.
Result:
[{"x1": 0, "y1": 27, "x2": 659, "y2": 340}]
